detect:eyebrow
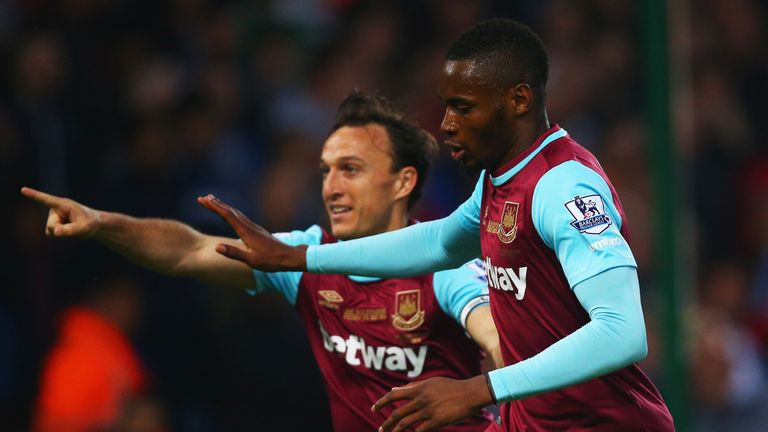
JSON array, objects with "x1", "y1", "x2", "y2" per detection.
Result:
[
  {"x1": 319, "y1": 155, "x2": 366, "y2": 165},
  {"x1": 441, "y1": 95, "x2": 475, "y2": 106}
]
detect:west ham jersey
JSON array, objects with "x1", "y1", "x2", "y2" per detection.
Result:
[
  {"x1": 457, "y1": 125, "x2": 673, "y2": 431},
  {"x1": 250, "y1": 226, "x2": 492, "y2": 432}
]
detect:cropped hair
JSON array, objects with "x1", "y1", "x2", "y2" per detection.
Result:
[
  {"x1": 333, "y1": 89, "x2": 438, "y2": 209},
  {"x1": 446, "y1": 18, "x2": 549, "y2": 99}
]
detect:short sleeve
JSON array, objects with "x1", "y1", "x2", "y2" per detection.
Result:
[
  {"x1": 454, "y1": 171, "x2": 485, "y2": 234},
  {"x1": 432, "y1": 259, "x2": 490, "y2": 328},
  {"x1": 248, "y1": 225, "x2": 323, "y2": 305},
  {"x1": 532, "y1": 161, "x2": 636, "y2": 288}
]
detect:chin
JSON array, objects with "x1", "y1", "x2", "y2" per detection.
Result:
[
  {"x1": 458, "y1": 159, "x2": 483, "y2": 176},
  {"x1": 331, "y1": 225, "x2": 354, "y2": 240}
]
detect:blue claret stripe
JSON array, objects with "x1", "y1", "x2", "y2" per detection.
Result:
[{"x1": 489, "y1": 128, "x2": 568, "y2": 187}]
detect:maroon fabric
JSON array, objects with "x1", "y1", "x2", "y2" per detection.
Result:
[
  {"x1": 295, "y1": 229, "x2": 491, "y2": 432},
  {"x1": 480, "y1": 125, "x2": 674, "y2": 431}
]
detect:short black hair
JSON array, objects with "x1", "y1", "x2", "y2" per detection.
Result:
[
  {"x1": 446, "y1": 18, "x2": 549, "y2": 99},
  {"x1": 333, "y1": 89, "x2": 437, "y2": 209}
]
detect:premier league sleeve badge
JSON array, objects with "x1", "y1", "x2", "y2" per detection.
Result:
[{"x1": 565, "y1": 195, "x2": 612, "y2": 234}]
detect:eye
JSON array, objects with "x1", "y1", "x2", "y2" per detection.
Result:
[
  {"x1": 343, "y1": 164, "x2": 359, "y2": 175},
  {"x1": 455, "y1": 103, "x2": 473, "y2": 115},
  {"x1": 319, "y1": 165, "x2": 330, "y2": 177}
]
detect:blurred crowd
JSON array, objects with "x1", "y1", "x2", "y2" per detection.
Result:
[{"x1": 1, "y1": 0, "x2": 767, "y2": 430}]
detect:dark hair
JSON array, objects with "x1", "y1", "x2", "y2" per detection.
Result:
[
  {"x1": 332, "y1": 89, "x2": 437, "y2": 209},
  {"x1": 446, "y1": 18, "x2": 549, "y2": 100}
]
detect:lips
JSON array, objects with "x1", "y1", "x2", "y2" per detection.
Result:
[
  {"x1": 330, "y1": 205, "x2": 351, "y2": 214},
  {"x1": 328, "y1": 205, "x2": 352, "y2": 222},
  {"x1": 444, "y1": 141, "x2": 467, "y2": 162}
]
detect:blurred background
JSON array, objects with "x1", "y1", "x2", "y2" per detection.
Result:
[{"x1": 1, "y1": 0, "x2": 767, "y2": 431}]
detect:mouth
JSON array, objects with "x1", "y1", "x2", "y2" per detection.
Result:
[
  {"x1": 444, "y1": 141, "x2": 467, "y2": 162},
  {"x1": 328, "y1": 205, "x2": 352, "y2": 218}
]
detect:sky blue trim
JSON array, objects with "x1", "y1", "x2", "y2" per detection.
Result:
[
  {"x1": 248, "y1": 225, "x2": 324, "y2": 304},
  {"x1": 488, "y1": 266, "x2": 646, "y2": 402},
  {"x1": 348, "y1": 275, "x2": 381, "y2": 283},
  {"x1": 489, "y1": 128, "x2": 568, "y2": 186},
  {"x1": 432, "y1": 259, "x2": 489, "y2": 325},
  {"x1": 530, "y1": 161, "x2": 635, "y2": 288}
]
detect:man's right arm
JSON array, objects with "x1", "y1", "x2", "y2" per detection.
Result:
[
  {"x1": 198, "y1": 172, "x2": 486, "y2": 277},
  {"x1": 21, "y1": 187, "x2": 254, "y2": 289},
  {"x1": 307, "y1": 173, "x2": 485, "y2": 277},
  {"x1": 306, "y1": 210, "x2": 480, "y2": 278}
]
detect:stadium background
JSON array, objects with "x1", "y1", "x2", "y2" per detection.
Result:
[{"x1": 1, "y1": 0, "x2": 767, "y2": 430}]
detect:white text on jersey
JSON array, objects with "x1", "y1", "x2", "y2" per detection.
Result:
[
  {"x1": 319, "y1": 322, "x2": 427, "y2": 378},
  {"x1": 484, "y1": 256, "x2": 527, "y2": 300}
]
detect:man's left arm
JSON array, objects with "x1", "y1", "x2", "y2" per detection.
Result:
[
  {"x1": 372, "y1": 162, "x2": 647, "y2": 431},
  {"x1": 432, "y1": 260, "x2": 502, "y2": 368},
  {"x1": 487, "y1": 266, "x2": 645, "y2": 400},
  {"x1": 372, "y1": 266, "x2": 645, "y2": 431},
  {"x1": 465, "y1": 306, "x2": 503, "y2": 369}
]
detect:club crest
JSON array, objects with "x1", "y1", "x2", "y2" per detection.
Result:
[
  {"x1": 565, "y1": 194, "x2": 612, "y2": 234},
  {"x1": 392, "y1": 290, "x2": 425, "y2": 331},
  {"x1": 486, "y1": 201, "x2": 519, "y2": 244},
  {"x1": 318, "y1": 290, "x2": 344, "y2": 310}
]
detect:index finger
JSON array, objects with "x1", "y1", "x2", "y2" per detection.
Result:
[
  {"x1": 20, "y1": 187, "x2": 64, "y2": 208},
  {"x1": 372, "y1": 385, "x2": 415, "y2": 412},
  {"x1": 197, "y1": 195, "x2": 257, "y2": 240}
]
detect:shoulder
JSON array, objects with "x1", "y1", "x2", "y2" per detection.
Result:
[{"x1": 538, "y1": 134, "x2": 600, "y2": 172}]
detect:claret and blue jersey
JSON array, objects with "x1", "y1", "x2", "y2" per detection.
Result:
[
  {"x1": 249, "y1": 225, "x2": 493, "y2": 432},
  {"x1": 305, "y1": 125, "x2": 674, "y2": 431},
  {"x1": 459, "y1": 125, "x2": 673, "y2": 431}
]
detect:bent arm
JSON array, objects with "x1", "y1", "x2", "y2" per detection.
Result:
[
  {"x1": 95, "y1": 212, "x2": 254, "y2": 289},
  {"x1": 307, "y1": 208, "x2": 481, "y2": 277},
  {"x1": 488, "y1": 266, "x2": 647, "y2": 401},
  {"x1": 466, "y1": 305, "x2": 504, "y2": 369}
]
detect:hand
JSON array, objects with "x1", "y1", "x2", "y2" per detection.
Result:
[
  {"x1": 197, "y1": 194, "x2": 307, "y2": 272},
  {"x1": 372, "y1": 375, "x2": 493, "y2": 432},
  {"x1": 21, "y1": 187, "x2": 103, "y2": 238}
]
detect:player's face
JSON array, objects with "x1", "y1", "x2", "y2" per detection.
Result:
[
  {"x1": 438, "y1": 59, "x2": 513, "y2": 171},
  {"x1": 320, "y1": 125, "x2": 406, "y2": 240}
]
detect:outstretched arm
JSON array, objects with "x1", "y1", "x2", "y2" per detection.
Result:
[
  {"x1": 198, "y1": 192, "x2": 482, "y2": 277},
  {"x1": 21, "y1": 187, "x2": 254, "y2": 289}
]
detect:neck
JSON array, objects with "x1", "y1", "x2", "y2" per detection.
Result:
[
  {"x1": 386, "y1": 207, "x2": 410, "y2": 232},
  {"x1": 494, "y1": 110, "x2": 550, "y2": 170}
]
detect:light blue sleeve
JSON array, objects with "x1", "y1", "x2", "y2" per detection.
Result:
[
  {"x1": 488, "y1": 266, "x2": 647, "y2": 401},
  {"x1": 454, "y1": 170, "x2": 484, "y2": 233},
  {"x1": 305, "y1": 173, "x2": 485, "y2": 277},
  {"x1": 248, "y1": 225, "x2": 323, "y2": 305},
  {"x1": 532, "y1": 161, "x2": 636, "y2": 288},
  {"x1": 432, "y1": 259, "x2": 490, "y2": 328}
]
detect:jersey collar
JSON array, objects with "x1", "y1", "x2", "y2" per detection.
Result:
[{"x1": 489, "y1": 125, "x2": 567, "y2": 187}]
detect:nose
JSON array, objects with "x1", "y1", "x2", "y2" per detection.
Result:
[
  {"x1": 440, "y1": 109, "x2": 458, "y2": 137},
  {"x1": 323, "y1": 168, "x2": 343, "y2": 201}
]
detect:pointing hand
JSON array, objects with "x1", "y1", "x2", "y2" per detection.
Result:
[{"x1": 21, "y1": 187, "x2": 103, "y2": 238}]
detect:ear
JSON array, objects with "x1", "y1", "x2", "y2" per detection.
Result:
[
  {"x1": 393, "y1": 166, "x2": 417, "y2": 202},
  {"x1": 508, "y1": 83, "x2": 534, "y2": 116}
]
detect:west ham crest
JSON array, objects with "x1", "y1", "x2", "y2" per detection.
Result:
[
  {"x1": 565, "y1": 195, "x2": 612, "y2": 234},
  {"x1": 392, "y1": 290, "x2": 425, "y2": 331},
  {"x1": 486, "y1": 201, "x2": 519, "y2": 244}
]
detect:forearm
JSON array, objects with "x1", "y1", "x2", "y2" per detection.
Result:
[
  {"x1": 307, "y1": 210, "x2": 480, "y2": 277},
  {"x1": 466, "y1": 305, "x2": 504, "y2": 369},
  {"x1": 488, "y1": 266, "x2": 647, "y2": 401},
  {"x1": 94, "y1": 211, "x2": 208, "y2": 275}
]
